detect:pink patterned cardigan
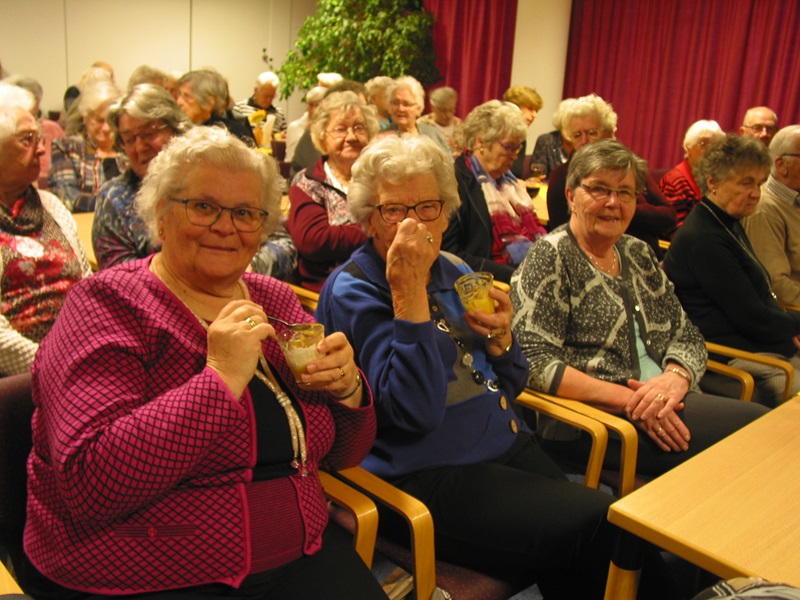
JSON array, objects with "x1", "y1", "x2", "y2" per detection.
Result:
[{"x1": 25, "y1": 257, "x2": 375, "y2": 594}]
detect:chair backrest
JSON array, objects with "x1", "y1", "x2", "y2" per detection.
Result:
[{"x1": 0, "y1": 373, "x2": 33, "y2": 573}]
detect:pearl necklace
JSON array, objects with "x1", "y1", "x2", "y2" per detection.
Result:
[{"x1": 153, "y1": 258, "x2": 308, "y2": 475}]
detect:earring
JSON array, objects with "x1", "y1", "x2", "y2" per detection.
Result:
[{"x1": 158, "y1": 229, "x2": 164, "y2": 238}]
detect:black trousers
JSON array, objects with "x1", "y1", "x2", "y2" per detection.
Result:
[
  {"x1": 386, "y1": 433, "x2": 618, "y2": 599},
  {"x1": 542, "y1": 392, "x2": 770, "y2": 477},
  {"x1": 20, "y1": 524, "x2": 386, "y2": 600}
]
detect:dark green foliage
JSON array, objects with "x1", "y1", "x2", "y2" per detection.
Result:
[{"x1": 277, "y1": 0, "x2": 441, "y2": 98}]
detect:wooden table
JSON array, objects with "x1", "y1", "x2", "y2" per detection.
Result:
[
  {"x1": 72, "y1": 211, "x2": 97, "y2": 271},
  {"x1": 604, "y1": 396, "x2": 800, "y2": 599}
]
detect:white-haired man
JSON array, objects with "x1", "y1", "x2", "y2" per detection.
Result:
[
  {"x1": 660, "y1": 119, "x2": 724, "y2": 230},
  {"x1": 743, "y1": 125, "x2": 800, "y2": 305},
  {"x1": 233, "y1": 71, "x2": 286, "y2": 133}
]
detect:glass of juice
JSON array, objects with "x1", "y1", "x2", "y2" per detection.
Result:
[{"x1": 454, "y1": 272, "x2": 495, "y2": 314}]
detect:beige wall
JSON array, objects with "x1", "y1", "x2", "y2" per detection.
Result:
[
  {"x1": 0, "y1": 0, "x2": 571, "y2": 131},
  {"x1": 510, "y1": 0, "x2": 573, "y2": 151}
]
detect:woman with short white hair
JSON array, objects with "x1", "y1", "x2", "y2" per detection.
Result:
[
  {"x1": 0, "y1": 83, "x2": 91, "y2": 375},
  {"x1": 49, "y1": 80, "x2": 127, "y2": 212},
  {"x1": 417, "y1": 86, "x2": 465, "y2": 158},
  {"x1": 660, "y1": 119, "x2": 724, "y2": 231},
  {"x1": 381, "y1": 75, "x2": 452, "y2": 157}
]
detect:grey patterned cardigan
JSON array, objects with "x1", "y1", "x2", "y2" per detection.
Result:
[{"x1": 511, "y1": 225, "x2": 706, "y2": 395}]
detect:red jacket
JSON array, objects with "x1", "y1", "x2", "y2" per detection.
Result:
[{"x1": 26, "y1": 258, "x2": 375, "y2": 594}]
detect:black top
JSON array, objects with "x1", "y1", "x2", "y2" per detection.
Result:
[{"x1": 664, "y1": 197, "x2": 800, "y2": 356}]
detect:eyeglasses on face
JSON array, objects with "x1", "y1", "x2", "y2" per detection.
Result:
[
  {"x1": 170, "y1": 198, "x2": 268, "y2": 232},
  {"x1": 578, "y1": 183, "x2": 637, "y2": 203},
  {"x1": 495, "y1": 139, "x2": 523, "y2": 154},
  {"x1": 120, "y1": 123, "x2": 170, "y2": 148},
  {"x1": 375, "y1": 200, "x2": 445, "y2": 223},
  {"x1": 570, "y1": 129, "x2": 602, "y2": 142},
  {"x1": 326, "y1": 124, "x2": 368, "y2": 139},
  {"x1": 16, "y1": 124, "x2": 44, "y2": 149},
  {"x1": 743, "y1": 124, "x2": 777, "y2": 134}
]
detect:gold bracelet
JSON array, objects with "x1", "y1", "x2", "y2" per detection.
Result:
[
  {"x1": 331, "y1": 372, "x2": 362, "y2": 400},
  {"x1": 667, "y1": 367, "x2": 691, "y2": 383}
]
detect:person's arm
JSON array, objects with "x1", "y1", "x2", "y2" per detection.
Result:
[
  {"x1": 34, "y1": 276, "x2": 250, "y2": 522},
  {"x1": 287, "y1": 181, "x2": 367, "y2": 262},
  {"x1": 0, "y1": 312, "x2": 38, "y2": 375},
  {"x1": 659, "y1": 171, "x2": 696, "y2": 229},
  {"x1": 687, "y1": 230, "x2": 800, "y2": 341},
  {"x1": 545, "y1": 163, "x2": 570, "y2": 229},
  {"x1": 48, "y1": 138, "x2": 97, "y2": 212},
  {"x1": 249, "y1": 223, "x2": 298, "y2": 280},
  {"x1": 744, "y1": 206, "x2": 800, "y2": 307}
]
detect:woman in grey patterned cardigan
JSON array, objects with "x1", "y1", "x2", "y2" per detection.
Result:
[{"x1": 511, "y1": 139, "x2": 767, "y2": 475}]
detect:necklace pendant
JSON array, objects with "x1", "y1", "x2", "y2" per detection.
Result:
[
  {"x1": 435, "y1": 319, "x2": 450, "y2": 333},
  {"x1": 461, "y1": 352, "x2": 474, "y2": 368},
  {"x1": 486, "y1": 379, "x2": 499, "y2": 392}
]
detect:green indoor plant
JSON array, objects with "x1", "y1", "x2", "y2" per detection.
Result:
[{"x1": 277, "y1": 0, "x2": 441, "y2": 98}]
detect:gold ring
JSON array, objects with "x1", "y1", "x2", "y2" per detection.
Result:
[
  {"x1": 338, "y1": 368, "x2": 346, "y2": 380},
  {"x1": 486, "y1": 332, "x2": 495, "y2": 340},
  {"x1": 656, "y1": 393, "x2": 665, "y2": 401},
  {"x1": 245, "y1": 317, "x2": 257, "y2": 329},
  {"x1": 656, "y1": 426, "x2": 663, "y2": 434},
  {"x1": 426, "y1": 234, "x2": 434, "y2": 244}
]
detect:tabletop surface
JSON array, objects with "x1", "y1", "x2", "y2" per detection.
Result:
[{"x1": 608, "y1": 395, "x2": 800, "y2": 585}]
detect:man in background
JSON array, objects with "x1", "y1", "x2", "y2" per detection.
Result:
[
  {"x1": 743, "y1": 125, "x2": 800, "y2": 305},
  {"x1": 740, "y1": 106, "x2": 778, "y2": 146},
  {"x1": 233, "y1": 70, "x2": 286, "y2": 135}
]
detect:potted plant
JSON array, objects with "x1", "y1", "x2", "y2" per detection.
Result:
[{"x1": 277, "y1": 0, "x2": 441, "y2": 98}]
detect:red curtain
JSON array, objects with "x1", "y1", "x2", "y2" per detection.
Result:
[
  {"x1": 564, "y1": 0, "x2": 800, "y2": 169},
  {"x1": 424, "y1": 0, "x2": 519, "y2": 118}
]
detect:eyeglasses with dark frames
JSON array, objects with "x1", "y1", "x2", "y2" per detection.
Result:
[
  {"x1": 170, "y1": 198, "x2": 269, "y2": 232},
  {"x1": 495, "y1": 139, "x2": 523, "y2": 154},
  {"x1": 375, "y1": 200, "x2": 445, "y2": 223},
  {"x1": 578, "y1": 183, "x2": 637, "y2": 203}
]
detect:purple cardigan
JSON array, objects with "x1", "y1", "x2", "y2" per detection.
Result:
[{"x1": 25, "y1": 257, "x2": 375, "y2": 594}]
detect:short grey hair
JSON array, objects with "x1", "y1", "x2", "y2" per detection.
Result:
[
  {"x1": 77, "y1": 80, "x2": 121, "y2": 118},
  {"x1": 561, "y1": 93, "x2": 618, "y2": 135},
  {"x1": 551, "y1": 98, "x2": 577, "y2": 130},
  {"x1": 135, "y1": 126, "x2": 284, "y2": 243},
  {"x1": 463, "y1": 100, "x2": 527, "y2": 151},
  {"x1": 178, "y1": 70, "x2": 231, "y2": 117},
  {"x1": 305, "y1": 86, "x2": 327, "y2": 105},
  {"x1": 429, "y1": 86, "x2": 458, "y2": 109},
  {"x1": 348, "y1": 135, "x2": 460, "y2": 228},
  {"x1": 387, "y1": 76, "x2": 425, "y2": 112},
  {"x1": 127, "y1": 65, "x2": 169, "y2": 90},
  {"x1": 107, "y1": 84, "x2": 192, "y2": 139},
  {"x1": 769, "y1": 125, "x2": 800, "y2": 174},
  {"x1": 696, "y1": 134, "x2": 771, "y2": 195},
  {"x1": 310, "y1": 91, "x2": 379, "y2": 153},
  {"x1": 683, "y1": 120, "x2": 724, "y2": 151},
  {"x1": 0, "y1": 83, "x2": 36, "y2": 141},
  {"x1": 364, "y1": 76, "x2": 393, "y2": 99},
  {"x1": 3, "y1": 75, "x2": 43, "y2": 105},
  {"x1": 255, "y1": 71, "x2": 280, "y2": 88},
  {"x1": 566, "y1": 138, "x2": 648, "y2": 193}
]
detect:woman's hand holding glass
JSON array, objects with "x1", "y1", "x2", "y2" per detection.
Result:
[
  {"x1": 206, "y1": 299, "x2": 272, "y2": 399},
  {"x1": 463, "y1": 288, "x2": 515, "y2": 357},
  {"x1": 625, "y1": 373, "x2": 692, "y2": 452},
  {"x1": 304, "y1": 332, "x2": 363, "y2": 408}
]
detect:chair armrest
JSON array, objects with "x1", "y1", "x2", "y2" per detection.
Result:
[
  {"x1": 318, "y1": 470, "x2": 378, "y2": 567},
  {"x1": 706, "y1": 359, "x2": 755, "y2": 401},
  {"x1": 526, "y1": 390, "x2": 640, "y2": 497},
  {"x1": 706, "y1": 342, "x2": 795, "y2": 403},
  {"x1": 514, "y1": 390, "x2": 609, "y2": 489},
  {"x1": 336, "y1": 466, "x2": 437, "y2": 600},
  {"x1": 0, "y1": 560, "x2": 23, "y2": 595},
  {"x1": 288, "y1": 283, "x2": 320, "y2": 313},
  {"x1": 781, "y1": 304, "x2": 800, "y2": 313}
]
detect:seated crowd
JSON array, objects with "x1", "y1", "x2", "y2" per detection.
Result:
[{"x1": 1, "y1": 57, "x2": 798, "y2": 600}]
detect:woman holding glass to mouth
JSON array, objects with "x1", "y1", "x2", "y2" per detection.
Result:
[{"x1": 23, "y1": 126, "x2": 381, "y2": 599}]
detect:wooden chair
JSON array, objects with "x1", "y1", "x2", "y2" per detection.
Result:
[
  {"x1": 286, "y1": 284, "x2": 615, "y2": 598},
  {"x1": 705, "y1": 341, "x2": 795, "y2": 404}
]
